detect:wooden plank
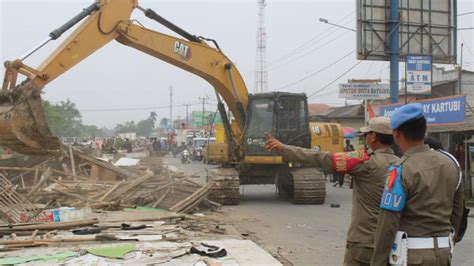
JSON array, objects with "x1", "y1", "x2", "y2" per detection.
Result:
[
  {"x1": 25, "y1": 168, "x2": 52, "y2": 200},
  {"x1": 181, "y1": 186, "x2": 211, "y2": 213},
  {"x1": 97, "y1": 181, "x2": 123, "y2": 202},
  {"x1": 0, "y1": 219, "x2": 98, "y2": 231},
  {"x1": 68, "y1": 146, "x2": 137, "y2": 178},
  {"x1": 152, "y1": 188, "x2": 171, "y2": 208},
  {"x1": 105, "y1": 173, "x2": 154, "y2": 201},
  {"x1": 69, "y1": 145, "x2": 76, "y2": 176},
  {"x1": 51, "y1": 188, "x2": 90, "y2": 203},
  {"x1": 169, "y1": 183, "x2": 211, "y2": 212}
]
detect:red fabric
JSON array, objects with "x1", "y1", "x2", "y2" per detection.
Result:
[
  {"x1": 332, "y1": 149, "x2": 370, "y2": 173},
  {"x1": 387, "y1": 167, "x2": 397, "y2": 190},
  {"x1": 367, "y1": 103, "x2": 375, "y2": 119}
]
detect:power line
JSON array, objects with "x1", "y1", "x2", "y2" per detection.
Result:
[
  {"x1": 459, "y1": 32, "x2": 474, "y2": 57},
  {"x1": 267, "y1": 30, "x2": 351, "y2": 72},
  {"x1": 267, "y1": 11, "x2": 355, "y2": 67},
  {"x1": 308, "y1": 60, "x2": 363, "y2": 99},
  {"x1": 458, "y1": 11, "x2": 474, "y2": 16},
  {"x1": 275, "y1": 49, "x2": 355, "y2": 90},
  {"x1": 80, "y1": 103, "x2": 200, "y2": 112},
  {"x1": 307, "y1": 22, "x2": 402, "y2": 100}
]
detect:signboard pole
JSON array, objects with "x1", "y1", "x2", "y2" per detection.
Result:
[{"x1": 389, "y1": 0, "x2": 399, "y2": 103}]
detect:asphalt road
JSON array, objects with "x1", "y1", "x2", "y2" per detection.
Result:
[{"x1": 164, "y1": 155, "x2": 474, "y2": 266}]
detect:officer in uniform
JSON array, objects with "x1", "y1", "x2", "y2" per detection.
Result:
[
  {"x1": 371, "y1": 103, "x2": 464, "y2": 266},
  {"x1": 265, "y1": 117, "x2": 398, "y2": 266}
]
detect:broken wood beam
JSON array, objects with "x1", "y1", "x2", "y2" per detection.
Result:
[
  {"x1": 0, "y1": 219, "x2": 99, "y2": 232},
  {"x1": 25, "y1": 168, "x2": 52, "y2": 200},
  {"x1": 169, "y1": 183, "x2": 211, "y2": 213},
  {"x1": 105, "y1": 173, "x2": 154, "y2": 201},
  {"x1": 152, "y1": 188, "x2": 171, "y2": 208},
  {"x1": 97, "y1": 181, "x2": 123, "y2": 202}
]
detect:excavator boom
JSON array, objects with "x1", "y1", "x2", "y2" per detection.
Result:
[{"x1": 0, "y1": 0, "x2": 248, "y2": 155}]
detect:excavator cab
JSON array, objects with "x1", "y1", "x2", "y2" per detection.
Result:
[{"x1": 243, "y1": 92, "x2": 310, "y2": 159}]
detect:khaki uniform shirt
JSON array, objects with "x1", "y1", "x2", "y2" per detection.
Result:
[
  {"x1": 371, "y1": 145, "x2": 464, "y2": 265},
  {"x1": 282, "y1": 145, "x2": 398, "y2": 246}
]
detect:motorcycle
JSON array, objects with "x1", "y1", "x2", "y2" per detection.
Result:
[
  {"x1": 192, "y1": 148, "x2": 204, "y2": 161},
  {"x1": 171, "y1": 146, "x2": 179, "y2": 158},
  {"x1": 181, "y1": 149, "x2": 191, "y2": 164}
]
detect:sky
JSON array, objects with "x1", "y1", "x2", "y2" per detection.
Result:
[{"x1": 1, "y1": 0, "x2": 473, "y2": 128}]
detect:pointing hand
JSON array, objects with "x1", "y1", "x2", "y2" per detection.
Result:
[{"x1": 265, "y1": 132, "x2": 284, "y2": 151}]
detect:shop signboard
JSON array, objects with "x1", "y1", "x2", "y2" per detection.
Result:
[
  {"x1": 379, "y1": 95, "x2": 466, "y2": 126},
  {"x1": 338, "y1": 83, "x2": 390, "y2": 100}
]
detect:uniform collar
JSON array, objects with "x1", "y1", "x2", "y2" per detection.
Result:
[
  {"x1": 373, "y1": 147, "x2": 394, "y2": 154},
  {"x1": 404, "y1": 144, "x2": 430, "y2": 155}
]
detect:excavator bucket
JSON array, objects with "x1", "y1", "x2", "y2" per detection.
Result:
[{"x1": 0, "y1": 94, "x2": 60, "y2": 155}]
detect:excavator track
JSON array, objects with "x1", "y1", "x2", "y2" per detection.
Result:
[
  {"x1": 288, "y1": 168, "x2": 326, "y2": 204},
  {"x1": 208, "y1": 168, "x2": 240, "y2": 205}
]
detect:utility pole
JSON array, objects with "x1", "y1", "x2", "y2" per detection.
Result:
[
  {"x1": 199, "y1": 96, "x2": 209, "y2": 128},
  {"x1": 389, "y1": 0, "x2": 400, "y2": 103},
  {"x1": 459, "y1": 43, "x2": 464, "y2": 94},
  {"x1": 169, "y1": 85, "x2": 173, "y2": 128},
  {"x1": 176, "y1": 115, "x2": 181, "y2": 129},
  {"x1": 254, "y1": 0, "x2": 269, "y2": 93},
  {"x1": 184, "y1": 104, "x2": 191, "y2": 128}
]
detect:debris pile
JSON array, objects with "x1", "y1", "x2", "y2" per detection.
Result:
[
  {"x1": 0, "y1": 145, "x2": 213, "y2": 224},
  {"x1": 0, "y1": 209, "x2": 280, "y2": 265}
]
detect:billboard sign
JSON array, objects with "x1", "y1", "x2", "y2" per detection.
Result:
[
  {"x1": 356, "y1": 0, "x2": 457, "y2": 64},
  {"x1": 379, "y1": 95, "x2": 466, "y2": 126},
  {"x1": 338, "y1": 83, "x2": 390, "y2": 100},
  {"x1": 405, "y1": 55, "x2": 432, "y2": 94}
]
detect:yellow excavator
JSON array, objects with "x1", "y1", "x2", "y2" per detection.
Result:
[{"x1": 1, "y1": 0, "x2": 338, "y2": 205}]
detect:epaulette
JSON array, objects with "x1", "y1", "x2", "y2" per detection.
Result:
[{"x1": 396, "y1": 156, "x2": 409, "y2": 166}]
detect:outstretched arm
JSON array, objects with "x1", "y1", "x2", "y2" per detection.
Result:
[{"x1": 265, "y1": 133, "x2": 334, "y2": 170}]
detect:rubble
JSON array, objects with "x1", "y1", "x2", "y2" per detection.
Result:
[
  {"x1": 0, "y1": 145, "x2": 212, "y2": 224},
  {"x1": 0, "y1": 146, "x2": 285, "y2": 265}
]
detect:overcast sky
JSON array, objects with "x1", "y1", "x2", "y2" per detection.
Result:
[{"x1": 1, "y1": 0, "x2": 473, "y2": 128}]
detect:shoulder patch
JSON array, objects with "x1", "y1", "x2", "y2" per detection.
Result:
[
  {"x1": 380, "y1": 165, "x2": 406, "y2": 212},
  {"x1": 332, "y1": 149, "x2": 369, "y2": 173}
]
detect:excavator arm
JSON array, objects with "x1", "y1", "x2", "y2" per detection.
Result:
[{"x1": 0, "y1": 0, "x2": 248, "y2": 156}]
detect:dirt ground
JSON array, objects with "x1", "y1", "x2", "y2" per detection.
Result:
[{"x1": 165, "y1": 155, "x2": 474, "y2": 266}]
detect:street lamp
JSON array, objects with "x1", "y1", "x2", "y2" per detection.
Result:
[{"x1": 318, "y1": 18, "x2": 356, "y2": 32}]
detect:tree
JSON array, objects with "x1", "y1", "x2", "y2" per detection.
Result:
[
  {"x1": 114, "y1": 121, "x2": 137, "y2": 134},
  {"x1": 43, "y1": 99, "x2": 107, "y2": 137},
  {"x1": 148, "y1": 112, "x2": 157, "y2": 127},
  {"x1": 136, "y1": 119, "x2": 154, "y2": 137},
  {"x1": 159, "y1": 118, "x2": 169, "y2": 128}
]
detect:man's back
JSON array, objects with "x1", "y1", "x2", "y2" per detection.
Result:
[
  {"x1": 348, "y1": 148, "x2": 398, "y2": 245},
  {"x1": 399, "y1": 145, "x2": 459, "y2": 236}
]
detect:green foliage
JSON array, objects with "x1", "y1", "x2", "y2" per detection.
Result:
[
  {"x1": 43, "y1": 99, "x2": 157, "y2": 138},
  {"x1": 159, "y1": 118, "x2": 169, "y2": 127},
  {"x1": 113, "y1": 112, "x2": 158, "y2": 137},
  {"x1": 43, "y1": 99, "x2": 107, "y2": 138}
]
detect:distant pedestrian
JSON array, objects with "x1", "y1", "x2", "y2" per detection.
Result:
[
  {"x1": 266, "y1": 117, "x2": 398, "y2": 266},
  {"x1": 124, "y1": 138, "x2": 133, "y2": 153},
  {"x1": 344, "y1": 139, "x2": 355, "y2": 152},
  {"x1": 454, "y1": 143, "x2": 465, "y2": 170}
]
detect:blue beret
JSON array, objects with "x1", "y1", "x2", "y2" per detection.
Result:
[{"x1": 389, "y1": 103, "x2": 424, "y2": 129}]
